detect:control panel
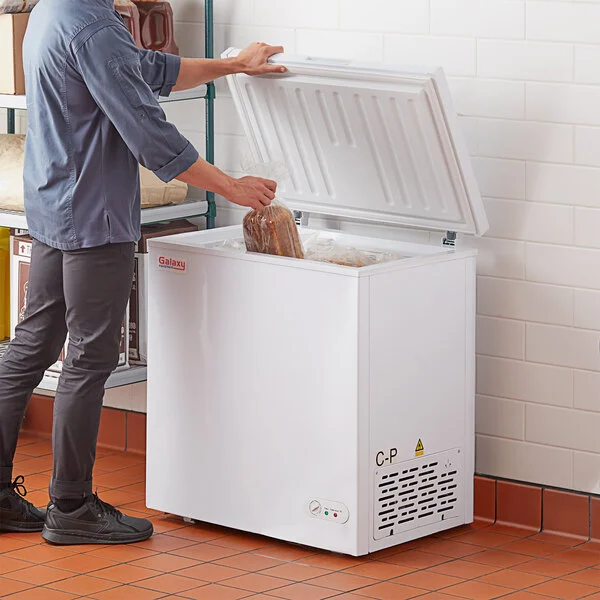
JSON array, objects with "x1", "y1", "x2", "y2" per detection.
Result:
[{"x1": 308, "y1": 498, "x2": 349, "y2": 524}]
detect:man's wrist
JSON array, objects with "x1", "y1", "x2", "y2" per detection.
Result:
[{"x1": 213, "y1": 172, "x2": 237, "y2": 198}]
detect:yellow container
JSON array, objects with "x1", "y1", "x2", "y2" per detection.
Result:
[{"x1": 0, "y1": 228, "x2": 10, "y2": 340}]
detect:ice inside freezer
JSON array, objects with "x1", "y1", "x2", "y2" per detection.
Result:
[{"x1": 209, "y1": 230, "x2": 408, "y2": 268}]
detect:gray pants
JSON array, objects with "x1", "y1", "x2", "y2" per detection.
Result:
[{"x1": 0, "y1": 239, "x2": 134, "y2": 500}]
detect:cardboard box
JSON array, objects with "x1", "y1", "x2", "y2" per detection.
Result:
[
  {"x1": 130, "y1": 219, "x2": 198, "y2": 364},
  {"x1": 0, "y1": 13, "x2": 29, "y2": 95},
  {"x1": 10, "y1": 233, "x2": 129, "y2": 376}
]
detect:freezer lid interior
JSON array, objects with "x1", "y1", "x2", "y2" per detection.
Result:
[{"x1": 222, "y1": 48, "x2": 488, "y2": 237}]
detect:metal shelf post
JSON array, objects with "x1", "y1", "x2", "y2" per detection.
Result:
[
  {"x1": 7, "y1": 108, "x2": 15, "y2": 134},
  {"x1": 205, "y1": 0, "x2": 216, "y2": 229}
]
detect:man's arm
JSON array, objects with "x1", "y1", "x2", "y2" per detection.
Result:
[
  {"x1": 172, "y1": 42, "x2": 287, "y2": 91},
  {"x1": 73, "y1": 25, "x2": 276, "y2": 211}
]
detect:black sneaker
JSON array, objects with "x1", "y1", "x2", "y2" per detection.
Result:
[
  {"x1": 0, "y1": 475, "x2": 46, "y2": 533},
  {"x1": 42, "y1": 493, "x2": 153, "y2": 545}
]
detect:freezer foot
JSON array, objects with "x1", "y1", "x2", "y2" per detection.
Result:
[{"x1": 183, "y1": 517, "x2": 196, "y2": 524}]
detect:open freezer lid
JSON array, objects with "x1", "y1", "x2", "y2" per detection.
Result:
[{"x1": 222, "y1": 49, "x2": 488, "y2": 237}]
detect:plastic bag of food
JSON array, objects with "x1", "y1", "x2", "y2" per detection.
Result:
[
  {"x1": 304, "y1": 237, "x2": 403, "y2": 268},
  {"x1": 0, "y1": 1, "x2": 39, "y2": 14},
  {"x1": 241, "y1": 160, "x2": 304, "y2": 259}
]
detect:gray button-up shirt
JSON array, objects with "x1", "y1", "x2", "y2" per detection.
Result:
[{"x1": 22, "y1": 0, "x2": 199, "y2": 250}]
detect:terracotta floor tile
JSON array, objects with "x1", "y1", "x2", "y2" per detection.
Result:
[
  {"x1": 89, "y1": 584, "x2": 165, "y2": 599},
  {"x1": 119, "y1": 501, "x2": 166, "y2": 517},
  {"x1": 0, "y1": 556, "x2": 31, "y2": 575},
  {"x1": 47, "y1": 554, "x2": 117, "y2": 574},
  {"x1": 420, "y1": 540, "x2": 483, "y2": 559},
  {"x1": 48, "y1": 574, "x2": 120, "y2": 594},
  {"x1": 216, "y1": 552, "x2": 284, "y2": 572},
  {"x1": 343, "y1": 561, "x2": 414, "y2": 580},
  {"x1": 430, "y1": 560, "x2": 502, "y2": 579},
  {"x1": 165, "y1": 526, "x2": 225, "y2": 543},
  {"x1": 488, "y1": 524, "x2": 537, "y2": 538},
  {"x1": 476, "y1": 568, "x2": 549, "y2": 589},
  {"x1": 529, "y1": 579, "x2": 599, "y2": 599},
  {"x1": 16, "y1": 441, "x2": 53, "y2": 457},
  {"x1": 252, "y1": 544, "x2": 317, "y2": 562},
  {"x1": 178, "y1": 584, "x2": 252, "y2": 599},
  {"x1": 134, "y1": 573, "x2": 201, "y2": 593},
  {"x1": 529, "y1": 533, "x2": 581, "y2": 547},
  {"x1": 260, "y1": 563, "x2": 331, "y2": 582},
  {"x1": 452, "y1": 530, "x2": 519, "y2": 548},
  {"x1": 223, "y1": 573, "x2": 291, "y2": 592},
  {"x1": 172, "y1": 543, "x2": 242, "y2": 562},
  {"x1": 552, "y1": 548, "x2": 600, "y2": 567},
  {"x1": 150, "y1": 520, "x2": 186, "y2": 535},
  {"x1": 134, "y1": 533, "x2": 197, "y2": 552},
  {"x1": 441, "y1": 580, "x2": 509, "y2": 599},
  {"x1": 382, "y1": 550, "x2": 451, "y2": 569},
  {"x1": 85, "y1": 545, "x2": 159, "y2": 562},
  {"x1": 6, "y1": 544, "x2": 77, "y2": 564},
  {"x1": 295, "y1": 553, "x2": 365, "y2": 570},
  {"x1": 309, "y1": 572, "x2": 377, "y2": 592},
  {"x1": 439, "y1": 525, "x2": 487, "y2": 540},
  {"x1": 499, "y1": 594, "x2": 555, "y2": 600},
  {"x1": 355, "y1": 582, "x2": 427, "y2": 599},
  {"x1": 94, "y1": 454, "x2": 144, "y2": 472},
  {"x1": 176, "y1": 563, "x2": 247, "y2": 582},
  {"x1": 0, "y1": 536, "x2": 38, "y2": 553},
  {"x1": 5, "y1": 564, "x2": 75, "y2": 585},
  {"x1": 392, "y1": 570, "x2": 464, "y2": 590},
  {"x1": 169, "y1": 543, "x2": 242, "y2": 562},
  {"x1": 267, "y1": 582, "x2": 339, "y2": 599},
  {"x1": 128, "y1": 553, "x2": 197, "y2": 572},
  {"x1": 414, "y1": 595, "x2": 472, "y2": 600},
  {"x1": 211, "y1": 534, "x2": 272, "y2": 552},
  {"x1": 96, "y1": 489, "x2": 141, "y2": 507},
  {"x1": 501, "y1": 539, "x2": 564, "y2": 558},
  {"x1": 564, "y1": 568, "x2": 600, "y2": 586},
  {"x1": 93, "y1": 564, "x2": 162, "y2": 584},
  {"x1": 0, "y1": 577, "x2": 32, "y2": 597},
  {"x1": 467, "y1": 550, "x2": 531, "y2": 568},
  {"x1": 513, "y1": 559, "x2": 583, "y2": 577},
  {"x1": 6, "y1": 589, "x2": 78, "y2": 600}
]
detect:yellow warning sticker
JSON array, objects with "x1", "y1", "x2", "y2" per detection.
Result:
[{"x1": 415, "y1": 439, "x2": 424, "y2": 456}]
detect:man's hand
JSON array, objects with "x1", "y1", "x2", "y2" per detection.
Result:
[
  {"x1": 236, "y1": 42, "x2": 287, "y2": 76},
  {"x1": 224, "y1": 176, "x2": 277, "y2": 211}
]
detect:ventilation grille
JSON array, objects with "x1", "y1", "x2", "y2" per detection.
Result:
[{"x1": 374, "y1": 448, "x2": 463, "y2": 540}]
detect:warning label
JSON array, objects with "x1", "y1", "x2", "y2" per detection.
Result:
[{"x1": 415, "y1": 439, "x2": 424, "y2": 456}]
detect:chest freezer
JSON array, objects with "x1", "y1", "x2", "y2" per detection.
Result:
[{"x1": 146, "y1": 49, "x2": 488, "y2": 557}]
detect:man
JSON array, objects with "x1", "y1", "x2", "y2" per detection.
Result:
[{"x1": 0, "y1": 0, "x2": 284, "y2": 545}]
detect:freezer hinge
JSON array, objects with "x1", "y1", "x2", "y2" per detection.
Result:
[
  {"x1": 293, "y1": 210, "x2": 309, "y2": 227},
  {"x1": 442, "y1": 231, "x2": 457, "y2": 247}
]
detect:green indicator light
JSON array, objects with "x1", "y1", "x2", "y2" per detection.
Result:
[{"x1": 325, "y1": 511, "x2": 329, "y2": 516}]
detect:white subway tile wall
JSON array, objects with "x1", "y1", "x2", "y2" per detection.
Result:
[{"x1": 162, "y1": 0, "x2": 600, "y2": 492}]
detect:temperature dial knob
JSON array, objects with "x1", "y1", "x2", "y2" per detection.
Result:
[{"x1": 309, "y1": 500, "x2": 322, "y2": 515}]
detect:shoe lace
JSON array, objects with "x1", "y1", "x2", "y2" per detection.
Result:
[
  {"x1": 91, "y1": 492, "x2": 121, "y2": 519},
  {"x1": 10, "y1": 475, "x2": 27, "y2": 499}
]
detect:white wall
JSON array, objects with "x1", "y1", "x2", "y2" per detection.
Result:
[{"x1": 165, "y1": 0, "x2": 600, "y2": 494}]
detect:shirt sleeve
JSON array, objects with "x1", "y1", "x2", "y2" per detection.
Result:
[
  {"x1": 72, "y1": 23, "x2": 198, "y2": 182},
  {"x1": 139, "y1": 49, "x2": 180, "y2": 98}
]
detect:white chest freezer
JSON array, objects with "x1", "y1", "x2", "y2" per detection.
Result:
[{"x1": 146, "y1": 49, "x2": 488, "y2": 557}]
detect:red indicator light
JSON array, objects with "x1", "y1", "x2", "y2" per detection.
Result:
[{"x1": 334, "y1": 513, "x2": 338, "y2": 518}]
